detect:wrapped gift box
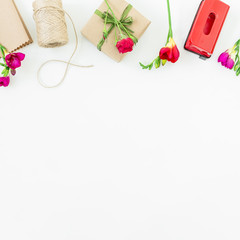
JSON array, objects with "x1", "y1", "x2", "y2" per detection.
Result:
[{"x1": 81, "y1": 0, "x2": 151, "y2": 62}]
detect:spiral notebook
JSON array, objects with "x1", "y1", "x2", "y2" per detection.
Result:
[{"x1": 0, "y1": 0, "x2": 32, "y2": 56}]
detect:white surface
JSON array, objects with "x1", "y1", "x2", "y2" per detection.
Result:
[{"x1": 1, "y1": 0, "x2": 240, "y2": 239}]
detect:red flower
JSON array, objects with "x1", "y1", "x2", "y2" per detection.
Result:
[
  {"x1": 0, "y1": 76, "x2": 10, "y2": 87},
  {"x1": 159, "y1": 38, "x2": 180, "y2": 63},
  {"x1": 5, "y1": 52, "x2": 25, "y2": 70},
  {"x1": 116, "y1": 38, "x2": 134, "y2": 54}
]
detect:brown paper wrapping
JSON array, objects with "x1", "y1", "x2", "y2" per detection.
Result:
[
  {"x1": 0, "y1": 0, "x2": 33, "y2": 57},
  {"x1": 81, "y1": 0, "x2": 151, "y2": 62}
]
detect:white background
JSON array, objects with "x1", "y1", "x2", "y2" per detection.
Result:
[{"x1": 1, "y1": 0, "x2": 240, "y2": 239}]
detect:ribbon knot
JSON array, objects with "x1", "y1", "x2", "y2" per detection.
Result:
[{"x1": 95, "y1": 4, "x2": 138, "y2": 51}]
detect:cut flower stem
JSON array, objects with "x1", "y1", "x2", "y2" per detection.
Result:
[
  {"x1": 104, "y1": 0, "x2": 124, "y2": 39},
  {"x1": 166, "y1": 0, "x2": 173, "y2": 42},
  {"x1": 140, "y1": 0, "x2": 179, "y2": 70}
]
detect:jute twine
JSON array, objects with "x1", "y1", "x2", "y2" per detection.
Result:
[{"x1": 33, "y1": 0, "x2": 93, "y2": 88}]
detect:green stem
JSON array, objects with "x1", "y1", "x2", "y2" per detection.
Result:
[
  {"x1": 115, "y1": 27, "x2": 117, "y2": 44},
  {"x1": 104, "y1": 0, "x2": 123, "y2": 36},
  {"x1": 140, "y1": 55, "x2": 160, "y2": 69},
  {"x1": 165, "y1": 31, "x2": 171, "y2": 45},
  {"x1": 167, "y1": 0, "x2": 173, "y2": 40}
]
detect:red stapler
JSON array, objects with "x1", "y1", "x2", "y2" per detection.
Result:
[{"x1": 184, "y1": 0, "x2": 230, "y2": 59}]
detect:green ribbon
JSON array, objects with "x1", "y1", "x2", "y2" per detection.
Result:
[{"x1": 95, "y1": 4, "x2": 138, "y2": 51}]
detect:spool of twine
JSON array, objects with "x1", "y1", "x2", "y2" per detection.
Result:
[
  {"x1": 33, "y1": 0, "x2": 68, "y2": 48},
  {"x1": 33, "y1": 0, "x2": 93, "y2": 88}
]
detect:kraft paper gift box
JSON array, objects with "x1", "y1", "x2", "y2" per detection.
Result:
[
  {"x1": 0, "y1": 0, "x2": 33, "y2": 57},
  {"x1": 81, "y1": 0, "x2": 151, "y2": 62}
]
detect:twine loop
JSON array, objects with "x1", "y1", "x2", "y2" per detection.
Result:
[{"x1": 33, "y1": 0, "x2": 93, "y2": 88}]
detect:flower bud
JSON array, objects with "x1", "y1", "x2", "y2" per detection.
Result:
[
  {"x1": 11, "y1": 69, "x2": 16, "y2": 76},
  {"x1": 162, "y1": 59, "x2": 167, "y2": 66}
]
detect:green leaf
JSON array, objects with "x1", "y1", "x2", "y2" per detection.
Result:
[
  {"x1": 139, "y1": 62, "x2": 154, "y2": 70},
  {"x1": 236, "y1": 67, "x2": 240, "y2": 76},
  {"x1": 0, "y1": 63, "x2": 7, "y2": 67},
  {"x1": 139, "y1": 62, "x2": 148, "y2": 69},
  {"x1": 235, "y1": 55, "x2": 239, "y2": 62},
  {"x1": 0, "y1": 44, "x2": 6, "y2": 51},
  {"x1": 0, "y1": 44, "x2": 6, "y2": 53},
  {"x1": 154, "y1": 57, "x2": 161, "y2": 69},
  {"x1": 0, "y1": 46, "x2": 5, "y2": 59},
  {"x1": 235, "y1": 39, "x2": 240, "y2": 46},
  {"x1": 234, "y1": 63, "x2": 240, "y2": 71},
  {"x1": 1, "y1": 67, "x2": 9, "y2": 77}
]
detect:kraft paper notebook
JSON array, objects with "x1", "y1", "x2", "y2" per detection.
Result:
[{"x1": 0, "y1": 0, "x2": 33, "y2": 56}]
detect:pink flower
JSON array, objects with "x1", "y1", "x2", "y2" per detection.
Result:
[
  {"x1": 116, "y1": 38, "x2": 134, "y2": 54},
  {"x1": 218, "y1": 49, "x2": 235, "y2": 69},
  {"x1": 0, "y1": 76, "x2": 10, "y2": 87},
  {"x1": 5, "y1": 52, "x2": 25, "y2": 70}
]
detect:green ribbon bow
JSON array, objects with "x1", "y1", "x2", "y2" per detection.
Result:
[{"x1": 95, "y1": 4, "x2": 138, "y2": 51}]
